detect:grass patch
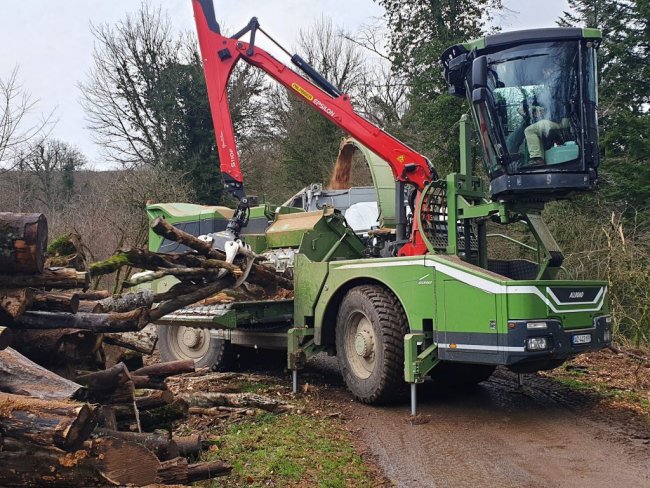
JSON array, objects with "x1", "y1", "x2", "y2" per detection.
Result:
[
  {"x1": 233, "y1": 380, "x2": 275, "y2": 394},
  {"x1": 554, "y1": 376, "x2": 650, "y2": 409},
  {"x1": 201, "y1": 413, "x2": 374, "y2": 487}
]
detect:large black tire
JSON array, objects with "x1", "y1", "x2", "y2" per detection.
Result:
[
  {"x1": 430, "y1": 362, "x2": 496, "y2": 387},
  {"x1": 335, "y1": 284, "x2": 408, "y2": 404},
  {"x1": 157, "y1": 325, "x2": 236, "y2": 371}
]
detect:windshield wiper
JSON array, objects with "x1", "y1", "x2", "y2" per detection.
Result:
[{"x1": 490, "y1": 53, "x2": 548, "y2": 65}]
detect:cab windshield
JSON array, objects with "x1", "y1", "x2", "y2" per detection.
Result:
[{"x1": 481, "y1": 41, "x2": 584, "y2": 175}]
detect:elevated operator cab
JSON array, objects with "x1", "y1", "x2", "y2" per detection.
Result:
[{"x1": 442, "y1": 28, "x2": 601, "y2": 201}]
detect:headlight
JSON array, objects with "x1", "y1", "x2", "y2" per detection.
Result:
[
  {"x1": 526, "y1": 337, "x2": 549, "y2": 351},
  {"x1": 527, "y1": 321, "x2": 548, "y2": 330}
]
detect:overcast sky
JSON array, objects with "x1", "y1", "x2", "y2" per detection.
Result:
[{"x1": 0, "y1": 0, "x2": 569, "y2": 169}]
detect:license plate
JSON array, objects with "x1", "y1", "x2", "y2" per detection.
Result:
[{"x1": 572, "y1": 333, "x2": 592, "y2": 345}]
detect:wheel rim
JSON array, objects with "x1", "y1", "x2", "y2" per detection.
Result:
[
  {"x1": 345, "y1": 312, "x2": 376, "y2": 379},
  {"x1": 167, "y1": 326, "x2": 210, "y2": 360}
]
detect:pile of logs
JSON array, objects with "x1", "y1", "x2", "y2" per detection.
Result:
[
  {"x1": 0, "y1": 348, "x2": 230, "y2": 486},
  {"x1": 0, "y1": 211, "x2": 293, "y2": 486}
]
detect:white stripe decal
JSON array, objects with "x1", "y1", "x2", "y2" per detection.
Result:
[
  {"x1": 437, "y1": 343, "x2": 526, "y2": 352},
  {"x1": 333, "y1": 258, "x2": 607, "y2": 313}
]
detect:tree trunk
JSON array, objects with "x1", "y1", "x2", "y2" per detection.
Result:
[
  {"x1": 135, "y1": 389, "x2": 174, "y2": 410},
  {"x1": 132, "y1": 375, "x2": 168, "y2": 390},
  {"x1": 0, "y1": 392, "x2": 97, "y2": 451},
  {"x1": 99, "y1": 289, "x2": 154, "y2": 312},
  {"x1": 150, "y1": 217, "x2": 292, "y2": 290},
  {"x1": 0, "y1": 347, "x2": 86, "y2": 400},
  {"x1": 9, "y1": 329, "x2": 103, "y2": 370},
  {"x1": 134, "y1": 359, "x2": 195, "y2": 378},
  {"x1": 156, "y1": 457, "x2": 189, "y2": 484},
  {"x1": 78, "y1": 300, "x2": 105, "y2": 313},
  {"x1": 0, "y1": 267, "x2": 89, "y2": 290},
  {"x1": 174, "y1": 434, "x2": 202, "y2": 457},
  {"x1": 74, "y1": 290, "x2": 111, "y2": 300},
  {"x1": 11, "y1": 308, "x2": 150, "y2": 332},
  {"x1": 94, "y1": 428, "x2": 180, "y2": 461},
  {"x1": 187, "y1": 461, "x2": 232, "y2": 481},
  {"x1": 31, "y1": 291, "x2": 80, "y2": 313},
  {"x1": 0, "y1": 212, "x2": 47, "y2": 274},
  {"x1": 104, "y1": 327, "x2": 157, "y2": 355},
  {"x1": 76, "y1": 362, "x2": 131, "y2": 393},
  {"x1": 181, "y1": 392, "x2": 296, "y2": 413}
]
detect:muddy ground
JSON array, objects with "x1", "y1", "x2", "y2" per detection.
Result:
[{"x1": 303, "y1": 353, "x2": 650, "y2": 488}]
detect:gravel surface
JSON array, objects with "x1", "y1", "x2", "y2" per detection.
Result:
[{"x1": 305, "y1": 355, "x2": 650, "y2": 488}]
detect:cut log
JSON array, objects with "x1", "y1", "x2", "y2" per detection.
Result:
[
  {"x1": 106, "y1": 380, "x2": 136, "y2": 405},
  {"x1": 78, "y1": 300, "x2": 105, "y2": 313},
  {"x1": 9, "y1": 329, "x2": 103, "y2": 369},
  {"x1": 149, "y1": 278, "x2": 235, "y2": 322},
  {"x1": 0, "y1": 267, "x2": 88, "y2": 290},
  {"x1": 99, "y1": 289, "x2": 154, "y2": 312},
  {"x1": 150, "y1": 217, "x2": 293, "y2": 290},
  {"x1": 133, "y1": 398, "x2": 188, "y2": 431},
  {"x1": 0, "y1": 438, "x2": 112, "y2": 487},
  {"x1": 0, "y1": 392, "x2": 97, "y2": 450},
  {"x1": 123, "y1": 267, "x2": 238, "y2": 288},
  {"x1": 92, "y1": 436, "x2": 161, "y2": 486},
  {"x1": 98, "y1": 406, "x2": 117, "y2": 429},
  {"x1": 0, "y1": 288, "x2": 33, "y2": 322},
  {"x1": 157, "y1": 457, "x2": 188, "y2": 484},
  {"x1": 0, "y1": 325, "x2": 12, "y2": 350},
  {"x1": 0, "y1": 347, "x2": 86, "y2": 400},
  {"x1": 132, "y1": 375, "x2": 168, "y2": 391},
  {"x1": 76, "y1": 362, "x2": 131, "y2": 393},
  {"x1": 11, "y1": 307, "x2": 150, "y2": 332},
  {"x1": 0, "y1": 212, "x2": 48, "y2": 274},
  {"x1": 75, "y1": 290, "x2": 111, "y2": 301},
  {"x1": 174, "y1": 434, "x2": 202, "y2": 457},
  {"x1": 134, "y1": 359, "x2": 195, "y2": 378},
  {"x1": 181, "y1": 392, "x2": 296, "y2": 414},
  {"x1": 104, "y1": 327, "x2": 157, "y2": 355},
  {"x1": 94, "y1": 428, "x2": 180, "y2": 461},
  {"x1": 136, "y1": 389, "x2": 174, "y2": 410},
  {"x1": 187, "y1": 461, "x2": 232, "y2": 481},
  {"x1": 31, "y1": 291, "x2": 80, "y2": 313}
]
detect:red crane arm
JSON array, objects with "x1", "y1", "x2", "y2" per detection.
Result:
[{"x1": 191, "y1": 0, "x2": 435, "y2": 199}]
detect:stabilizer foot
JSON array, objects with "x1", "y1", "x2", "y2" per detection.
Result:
[
  {"x1": 292, "y1": 369, "x2": 298, "y2": 394},
  {"x1": 410, "y1": 383, "x2": 417, "y2": 416}
]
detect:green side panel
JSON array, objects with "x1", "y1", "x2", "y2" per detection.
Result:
[
  {"x1": 265, "y1": 211, "x2": 324, "y2": 248},
  {"x1": 443, "y1": 280, "x2": 498, "y2": 337},
  {"x1": 297, "y1": 210, "x2": 366, "y2": 262},
  {"x1": 344, "y1": 139, "x2": 397, "y2": 228},
  {"x1": 243, "y1": 234, "x2": 267, "y2": 253},
  {"x1": 293, "y1": 254, "x2": 329, "y2": 327}
]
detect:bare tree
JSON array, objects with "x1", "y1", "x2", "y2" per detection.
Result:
[{"x1": 0, "y1": 67, "x2": 54, "y2": 172}]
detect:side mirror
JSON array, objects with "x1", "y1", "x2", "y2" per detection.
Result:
[
  {"x1": 472, "y1": 56, "x2": 488, "y2": 88},
  {"x1": 472, "y1": 87, "x2": 488, "y2": 105}
]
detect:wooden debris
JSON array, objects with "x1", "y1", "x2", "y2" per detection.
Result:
[
  {"x1": 134, "y1": 359, "x2": 196, "y2": 379},
  {"x1": 31, "y1": 290, "x2": 80, "y2": 313},
  {"x1": 0, "y1": 212, "x2": 48, "y2": 274},
  {"x1": 181, "y1": 392, "x2": 296, "y2": 414}
]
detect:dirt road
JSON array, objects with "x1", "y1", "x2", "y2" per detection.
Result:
[{"x1": 306, "y1": 357, "x2": 650, "y2": 488}]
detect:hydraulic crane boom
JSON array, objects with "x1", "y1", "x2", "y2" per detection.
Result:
[{"x1": 191, "y1": 0, "x2": 436, "y2": 254}]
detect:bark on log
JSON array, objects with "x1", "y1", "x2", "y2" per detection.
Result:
[
  {"x1": 181, "y1": 392, "x2": 296, "y2": 413},
  {"x1": 135, "y1": 389, "x2": 174, "y2": 410},
  {"x1": 76, "y1": 362, "x2": 131, "y2": 393},
  {"x1": 94, "y1": 428, "x2": 180, "y2": 461},
  {"x1": 74, "y1": 290, "x2": 111, "y2": 301},
  {"x1": 0, "y1": 392, "x2": 97, "y2": 450},
  {"x1": 0, "y1": 438, "x2": 113, "y2": 487},
  {"x1": 31, "y1": 291, "x2": 80, "y2": 313},
  {"x1": 0, "y1": 347, "x2": 86, "y2": 400},
  {"x1": 134, "y1": 359, "x2": 195, "y2": 378},
  {"x1": 149, "y1": 278, "x2": 235, "y2": 322},
  {"x1": 150, "y1": 217, "x2": 293, "y2": 290},
  {"x1": 132, "y1": 375, "x2": 168, "y2": 390},
  {"x1": 0, "y1": 288, "x2": 33, "y2": 322},
  {"x1": 174, "y1": 434, "x2": 202, "y2": 458},
  {"x1": 9, "y1": 329, "x2": 103, "y2": 368},
  {"x1": 157, "y1": 457, "x2": 188, "y2": 484},
  {"x1": 0, "y1": 267, "x2": 89, "y2": 290},
  {"x1": 99, "y1": 289, "x2": 154, "y2": 312},
  {"x1": 98, "y1": 406, "x2": 117, "y2": 429},
  {"x1": 0, "y1": 212, "x2": 47, "y2": 274},
  {"x1": 187, "y1": 461, "x2": 232, "y2": 481},
  {"x1": 104, "y1": 327, "x2": 157, "y2": 355},
  {"x1": 78, "y1": 300, "x2": 105, "y2": 313},
  {"x1": 11, "y1": 308, "x2": 150, "y2": 332},
  {"x1": 0, "y1": 325, "x2": 12, "y2": 350},
  {"x1": 123, "y1": 267, "x2": 238, "y2": 288}
]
